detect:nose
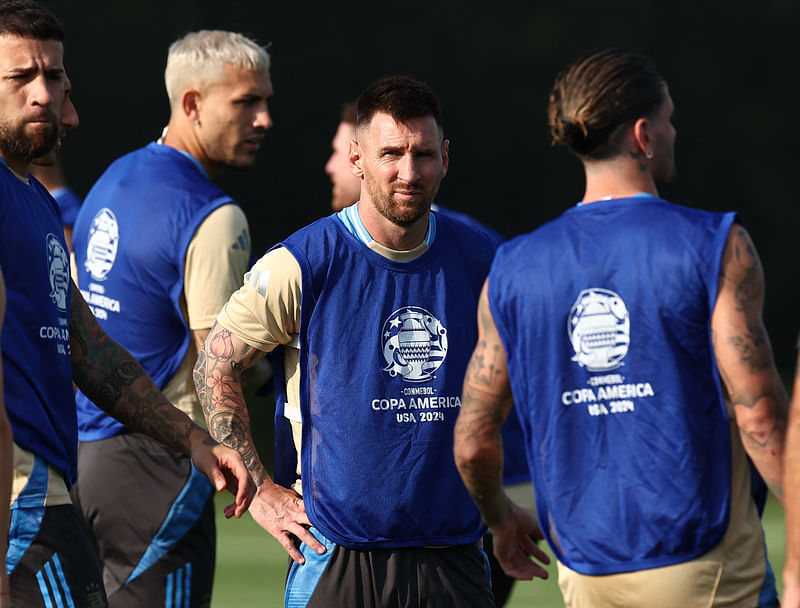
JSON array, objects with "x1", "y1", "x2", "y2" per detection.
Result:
[
  {"x1": 397, "y1": 153, "x2": 419, "y2": 183},
  {"x1": 325, "y1": 153, "x2": 336, "y2": 176},
  {"x1": 60, "y1": 95, "x2": 79, "y2": 133},
  {"x1": 30, "y1": 74, "x2": 59, "y2": 109},
  {"x1": 254, "y1": 103, "x2": 272, "y2": 130}
]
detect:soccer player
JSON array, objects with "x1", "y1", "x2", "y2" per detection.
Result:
[
  {"x1": 70, "y1": 30, "x2": 272, "y2": 606},
  {"x1": 323, "y1": 92, "x2": 538, "y2": 606},
  {"x1": 196, "y1": 75, "x2": 542, "y2": 606},
  {"x1": 454, "y1": 49, "x2": 785, "y2": 607},
  {"x1": 0, "y1": 2, "x2": 254, "y2": 606}
]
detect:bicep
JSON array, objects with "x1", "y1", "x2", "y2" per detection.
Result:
[
  {"x1": 711, "y1": 225, "x2": 785, "y2": 422},
  {"x1": 459, "y1": 280, "x2": 513, "y2": 434},
  {"x1": 712, "y1": 226, "x2": 771, "y2": 390}
]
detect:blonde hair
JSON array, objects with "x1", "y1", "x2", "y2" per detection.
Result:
[{"x1": 164, "y1": 30, "x2": 270, "y2": 107}]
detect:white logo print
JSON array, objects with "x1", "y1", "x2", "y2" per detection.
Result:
[
  {"x1": 85, "y1": 208, "x2": 119, "y2": 281},
  {"x1": 46, "y1": 233, "x2": 69, "y2": 312},
  {"x1": 382, "y1": 307, "x2": 448, "y2": 382},
  {"x1": 568, "y1": 288, "x2": 630, "y2": 371}
]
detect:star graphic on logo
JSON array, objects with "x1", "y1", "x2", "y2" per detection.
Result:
[{"x1": 389, "y1": 318, "x2": 402, "y2": 329}]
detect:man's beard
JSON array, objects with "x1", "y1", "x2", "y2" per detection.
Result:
[
  {"x1": 365, "y1": 174, "x2": 436, "y2": 228},
  {"x1": 0, "y1": 117, "x2": 58, "y2": 161}
]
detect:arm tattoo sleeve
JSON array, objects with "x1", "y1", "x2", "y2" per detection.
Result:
[
  {"x1": 194, "y1": 324, "x2": 268, "y2": 485},
  {"x1": 70, "y1": 288, "x2": 198, "y2": 454},
  {"x1": 719, "y1": 227, "x2": 769, "y2": 372}
]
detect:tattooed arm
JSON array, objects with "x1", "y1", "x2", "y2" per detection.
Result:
[
  {"x1": 711, "y1": 225, "x2": 787, "y2": 502},
  {"x1": 69, "y1": 280, "x2": 254, "y2": 517},
  {"x1": 195, "y1": 322, "x2": 325, "y2": 564},
  {"x1": 454, "y1": 280, "x2": 549, "y2": 580}
]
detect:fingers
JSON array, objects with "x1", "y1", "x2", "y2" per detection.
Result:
[
  {"x1": 501, "y1": 549, "x2": 550, "y2": 581},
  {"x1": 293, "y1": 523, "x2": 326, "y2": 556},
  {"x1": 211, "y1": 447, "x2": 255, "y2": 517},
  {"x1": 277, "y1": 533, "x2": 308, "y2": 565},
  {"x1": 206, "y1": 463, "x2": 226, "y2": 492},
  {"x1": 230, "y1": 467, "x2": 255, "y2": 518},
  {"x1": 247, "y1": 488, "x2": 327, "y2": 562},
  {"x1": 520, "y1": 534, "x2": 551, "y2": 566}
]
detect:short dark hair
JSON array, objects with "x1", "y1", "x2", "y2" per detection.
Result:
[
  {"x1": 0, "y1": 0, "x2": 64, "y2": 41},
  {"x1": 548, "y1": 49, "x2": 665, "y2": 160},
  {"x1": 356, "y1": 75, "x2": 442, "y2": 131}
]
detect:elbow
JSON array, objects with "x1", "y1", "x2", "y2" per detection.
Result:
[
  {"x1": 736, "y1": 399, "x2": 785, "y2": 446},
  {"x1": 454, "y1": 434, "x2": 502, "y2": 476}
]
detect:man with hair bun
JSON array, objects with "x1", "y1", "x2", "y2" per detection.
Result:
[
  {"x1": 455, "y1": 48, "x2": 785, "y2": 607},
  {"x1": 197, "y1": 74, "x2": 541, "y2": 606},
  {"x1": 70, "y1": 29, "x2": 272, "y2": 607}
]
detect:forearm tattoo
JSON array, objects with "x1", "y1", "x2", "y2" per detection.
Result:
[
  {"x1": 456, "y1": 335, "x2": 512, "y2": 524},
  {"x1": 715, "y1": 228, "x2": 787, "y2": 493},
  {"x1": 70, "y1": 294, "x2": 197, "y2": 454},
  {"x1": 194, "y1": 324, "x2": 267, "y2": 485}
]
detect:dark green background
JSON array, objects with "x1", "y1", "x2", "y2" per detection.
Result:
[{"x1": 45, "y1": 1, "x2": 800, "y2": 375}]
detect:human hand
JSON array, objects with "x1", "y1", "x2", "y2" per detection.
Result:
[
  {"x1": 490, "y1": 502, "x2": 550, "y2": 580},
  {"x1": 248, "y1": 482, "x2": 326, "y2": 564},
  {"x1": 189, "y1": 431, "x2": 255, "y2": 519}
]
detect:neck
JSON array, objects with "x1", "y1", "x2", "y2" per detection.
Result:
[
  {"x1": 581, "y1": 157, "x2": 658, "y2": 204},
  {"x1": 0, "y1": 152, "x2": 29, "y2": 178},
  {"x1": 162, "y1": 118, "x2": 222, "y2": 179},
  {"x1": 357, "y1": 199, "x2": 430, "y2": 251}
]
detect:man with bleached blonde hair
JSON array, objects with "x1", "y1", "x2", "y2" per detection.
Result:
[{"x1": 70, "y1": 29, "x2": 273, "y2": 607}]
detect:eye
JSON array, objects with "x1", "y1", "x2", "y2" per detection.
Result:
[{"x1": 234, "y1": 96, "x2": 260, "y2": 107}]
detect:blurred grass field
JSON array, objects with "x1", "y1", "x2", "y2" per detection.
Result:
[{"x1": 211, "y1": 493, "x2": 786, "y2": 608}]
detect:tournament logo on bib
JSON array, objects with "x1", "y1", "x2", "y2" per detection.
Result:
[
  {"x1": 568, "y1": 288, "x2": 630, "y2": 371},
  {"x1": 85, "y1": 208, "x2": 119, "y2": 281},
  {"x1": 381, "y1": 307, "x2": 448, "y2": 382},
  {"x1": 46, "y1": 233, "x2": 69, "y2": 312}
]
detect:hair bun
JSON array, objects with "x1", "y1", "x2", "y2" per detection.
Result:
[{"x1": 551, "y1": 114, "x2": 590, "y2": 152}]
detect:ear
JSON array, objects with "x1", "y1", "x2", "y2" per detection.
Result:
[
  {"x1": 632, "y1": 117, "x2": 653, "y2": 159},
  {"x1": 182, "y1": 90, "x2": 202, "y2": 122},
  {"x1": 349, "y1": 137, "x2": 364, "y2": 178},
  {"x1": 440, "y1": 139, "x2": 450, "y2": 178}
]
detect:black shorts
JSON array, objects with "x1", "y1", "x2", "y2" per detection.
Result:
[
  {"x1": 71, "y1": 432, "x2": 216, "y2": 608},
  {"x1": 8, "y1": 503, "x2": 108, "y2": 607},
  {"x1": 285, "y1": 527, "x2": 494, "y2": 607}
]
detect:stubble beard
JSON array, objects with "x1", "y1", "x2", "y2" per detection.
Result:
[
  {"x1": 0, "y1": 116, "x2": 58, "y2": 162},
  {"x1": 365, "y1": 172, "x2": 436, "y2": 228}
]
